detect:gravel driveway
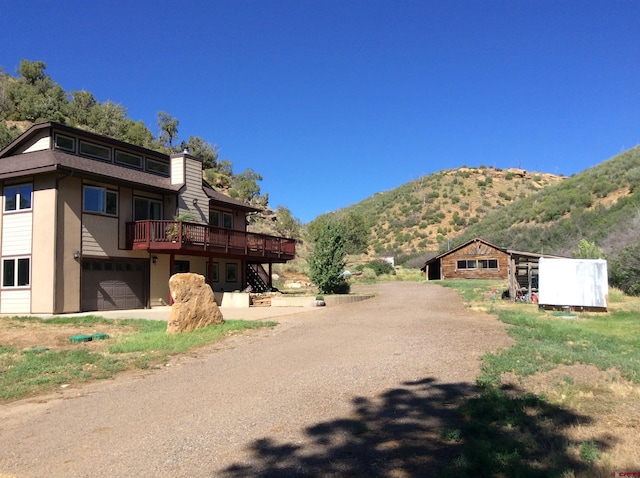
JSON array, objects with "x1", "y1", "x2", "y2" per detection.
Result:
[{"x1": 0, "y1": 281, "x2": 512, "y2": 477}]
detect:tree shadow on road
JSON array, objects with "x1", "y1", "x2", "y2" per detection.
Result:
[{"x1": 220, "y1": 377, "x2": 612, "y2": 477}]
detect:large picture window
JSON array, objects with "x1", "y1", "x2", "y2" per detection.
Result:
[
  {"x1": 4, "y1": 184, "x2": 33, "y2": 212},
  {"x1": 2, "y1": 258, "x2": 30, "y2": 287},
  {"x1": 83, "y1": 186, "x2": 118, "y2": 216}
]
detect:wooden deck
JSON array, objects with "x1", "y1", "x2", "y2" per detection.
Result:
[{"x1": 126, "y1": 220, "x2": 295, "y2": 261}]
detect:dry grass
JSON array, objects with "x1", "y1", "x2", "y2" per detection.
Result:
[{"x1": 443, "y1": 280, "x2": 640, "y2": 475}]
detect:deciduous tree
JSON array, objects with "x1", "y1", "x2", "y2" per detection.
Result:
[
  {"x1": 182, "y1": 136, "x2": 218, "y2": 169},
  {"x1": 230, "y1": 168, "x2": 268, "y2": 207},
  {"x1": 572, "y1": 239, "x2": 605, "y2": 259},
  {"x1": 308, "y1": 222, "x2": 349, "y2": 294},
  {"x1": 273, "y1": 206, "x2": 302, "y2": 239},
  {"x1": 157, "y1": 111, "x2": 179, "y2": 151}
]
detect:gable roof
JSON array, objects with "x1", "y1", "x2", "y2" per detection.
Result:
[
  {"x1": 426, "y1": 237, "x2": 505, "y2": 264},
  {"x1": 421, "y1": 237, "x2": 566, "y2": 271}
]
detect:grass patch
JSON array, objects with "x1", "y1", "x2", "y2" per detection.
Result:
[
  {"x1": 439, "y1": 387, "x2": 594, "y2": 477},
  {"x1": 477, "y1": 307, "x2": 640, "y2": 387},
  {"x1": 438, "y1": 279, "x2": 506, "y2": 304},
  {"x1": 0, "y1": 316, "x2": 276, "y2": 403},
  {"x1": 580, "y1": 440, "x2": 601, "y2": 462},
  {"x1": 438, "y1": 280, "x2": 640, "y2": 387},
  {"x1": 436, "y1": 279, "x2": 640, "y2": 476},
  {"x1": 109, "y1": 320, "x2": 272, "y2": 357},
  {"x1": 0, "y1": 348, "x2": 126, "y2": 401}
]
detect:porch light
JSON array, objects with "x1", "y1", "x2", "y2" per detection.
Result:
[
  {"x1": 152, "y1": 256, "x2": 158, "y2": 264},
  {"x1": 73, "y1": 250, "x2": 80, "y2": 259},
  {"x1": 193, "y1": 198, "x2": 198, "y2": 206}
]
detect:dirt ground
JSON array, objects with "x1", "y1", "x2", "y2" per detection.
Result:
[
  {"x1": 0, "y1": 318, "x2": 137, "y2": 353},
  {"x1": 502, "y1": 363, "x2": 640, "y2": 469},
  {"x1": 1, "y1": 282, "x2": 638, "y2": 476}
]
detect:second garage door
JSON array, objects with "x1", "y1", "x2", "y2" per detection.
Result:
[{"x1": 81, "y1": 259, "x2": 147, "y2": 311}]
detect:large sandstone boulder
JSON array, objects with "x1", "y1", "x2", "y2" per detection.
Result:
[{"x1": 167, "y1": 273, "x2": 224, "y2": 334}]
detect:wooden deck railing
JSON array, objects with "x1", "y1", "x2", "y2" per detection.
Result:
[{"x1": 125, "y1": 220, "x2": 295, "y2": 260}]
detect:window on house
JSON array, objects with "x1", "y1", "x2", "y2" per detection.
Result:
[
  {"x1": 83, "y1": 186, "x2": 118, "y2": 215},
  {"x1": 210, "y1": 210, "x2": 234, "y2": 229},
  {"x1": 79, "y1": 141, "x2": 111, "y2": 161},
  {"x1": 115, "y1": 150, "x2": 142, "y2": 169},
  {"x1": 226, "y1": 263, "x2": 237, "y2": 282},
  {"x1": 54, "y1": 134, "x2": 75, "y2": 152},
  {"x1": 223, "y1": 212, "x2": 233, "y2": 229},
  {"x1": 457, "y1": 260, "x2": 477, "y2": 270},
  {"x1": 134, "y1": 197, "x2": 163, "y2": 220},
  {"x1": 2, "y1": 258, "x2": 30, "y2": 287},
  {"x1": 174, "y1": 260, "x2": 190, "y2": 273},
  {"x1": 4, "y1": 184, "x2": 33, "y2": 212},
  {"x1": 146, "y1": 158, "x2": 170, "y2": 176},
  {"x1": 206, "y1": 261, "x2": 219, "y2": 283},
  {"x1": 478, "y1": 259, "x2": 499, "y2": 269},
  {"x1": 210, "y1": 210, "x2": 220, "y2": 227}
]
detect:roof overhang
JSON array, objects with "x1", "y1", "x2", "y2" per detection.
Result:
[{"x1": 0, "y1": 149, "x2": 178, "y2": 193}]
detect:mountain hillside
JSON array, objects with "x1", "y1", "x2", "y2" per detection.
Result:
[
  {"x1": 328, "y1": 145, "x2": 639, "y2": 271},
  {"x1": 454, "y1": 146, "x2": 640, "y2": 259},
  {"x1": 320, "y1": 166, "x2": 564, "y2": 261}
]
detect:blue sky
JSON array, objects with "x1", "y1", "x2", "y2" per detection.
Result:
[{"x1": 2, "y1": 0, "x2": 639, "y2": 223}]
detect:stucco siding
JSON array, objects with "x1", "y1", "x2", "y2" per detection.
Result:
[
  {"x1": 149, "y1": 255, "x2": 170, "y2": 306},
  {"x1": 31, "y1": 176, "x2": 57, "y2": 313},
  {"x1": 118, "y1": 188, "x2": 133, "y2": 249},
  {"x1": 56, "y1": 176, "x2": 82, "y2": 313}
]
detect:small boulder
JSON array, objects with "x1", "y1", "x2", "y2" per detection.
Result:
[{"x1": 167, "y1": 273, "x2": 224, "y2": 334}]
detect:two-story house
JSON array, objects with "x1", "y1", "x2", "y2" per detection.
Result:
[{"x1": 0, "y1": 122, "x2": 295, "y2": 314}]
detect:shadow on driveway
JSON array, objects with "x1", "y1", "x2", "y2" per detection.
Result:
[{"x1": 220, "y1": 377, "x2": 611, "y2": 477}]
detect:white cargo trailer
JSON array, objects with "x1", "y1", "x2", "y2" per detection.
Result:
[{"x1": 538, "y1": 257, "x2": 608, "y2": 311}]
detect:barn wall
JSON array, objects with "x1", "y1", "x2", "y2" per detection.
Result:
[{"x1": 441, "y1": 241, "x2": 509, "y2": 280}]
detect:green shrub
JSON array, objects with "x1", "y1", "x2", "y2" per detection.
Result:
[
  {"x1": 365, "y1": 259, "x2": 395, "y2": 276},
  {"x1": 610, "y1": 241, "x2": 640, "y2": 296},
  {"x1": 360, "y1": 268, "x2": 377, "y2": 280}
]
